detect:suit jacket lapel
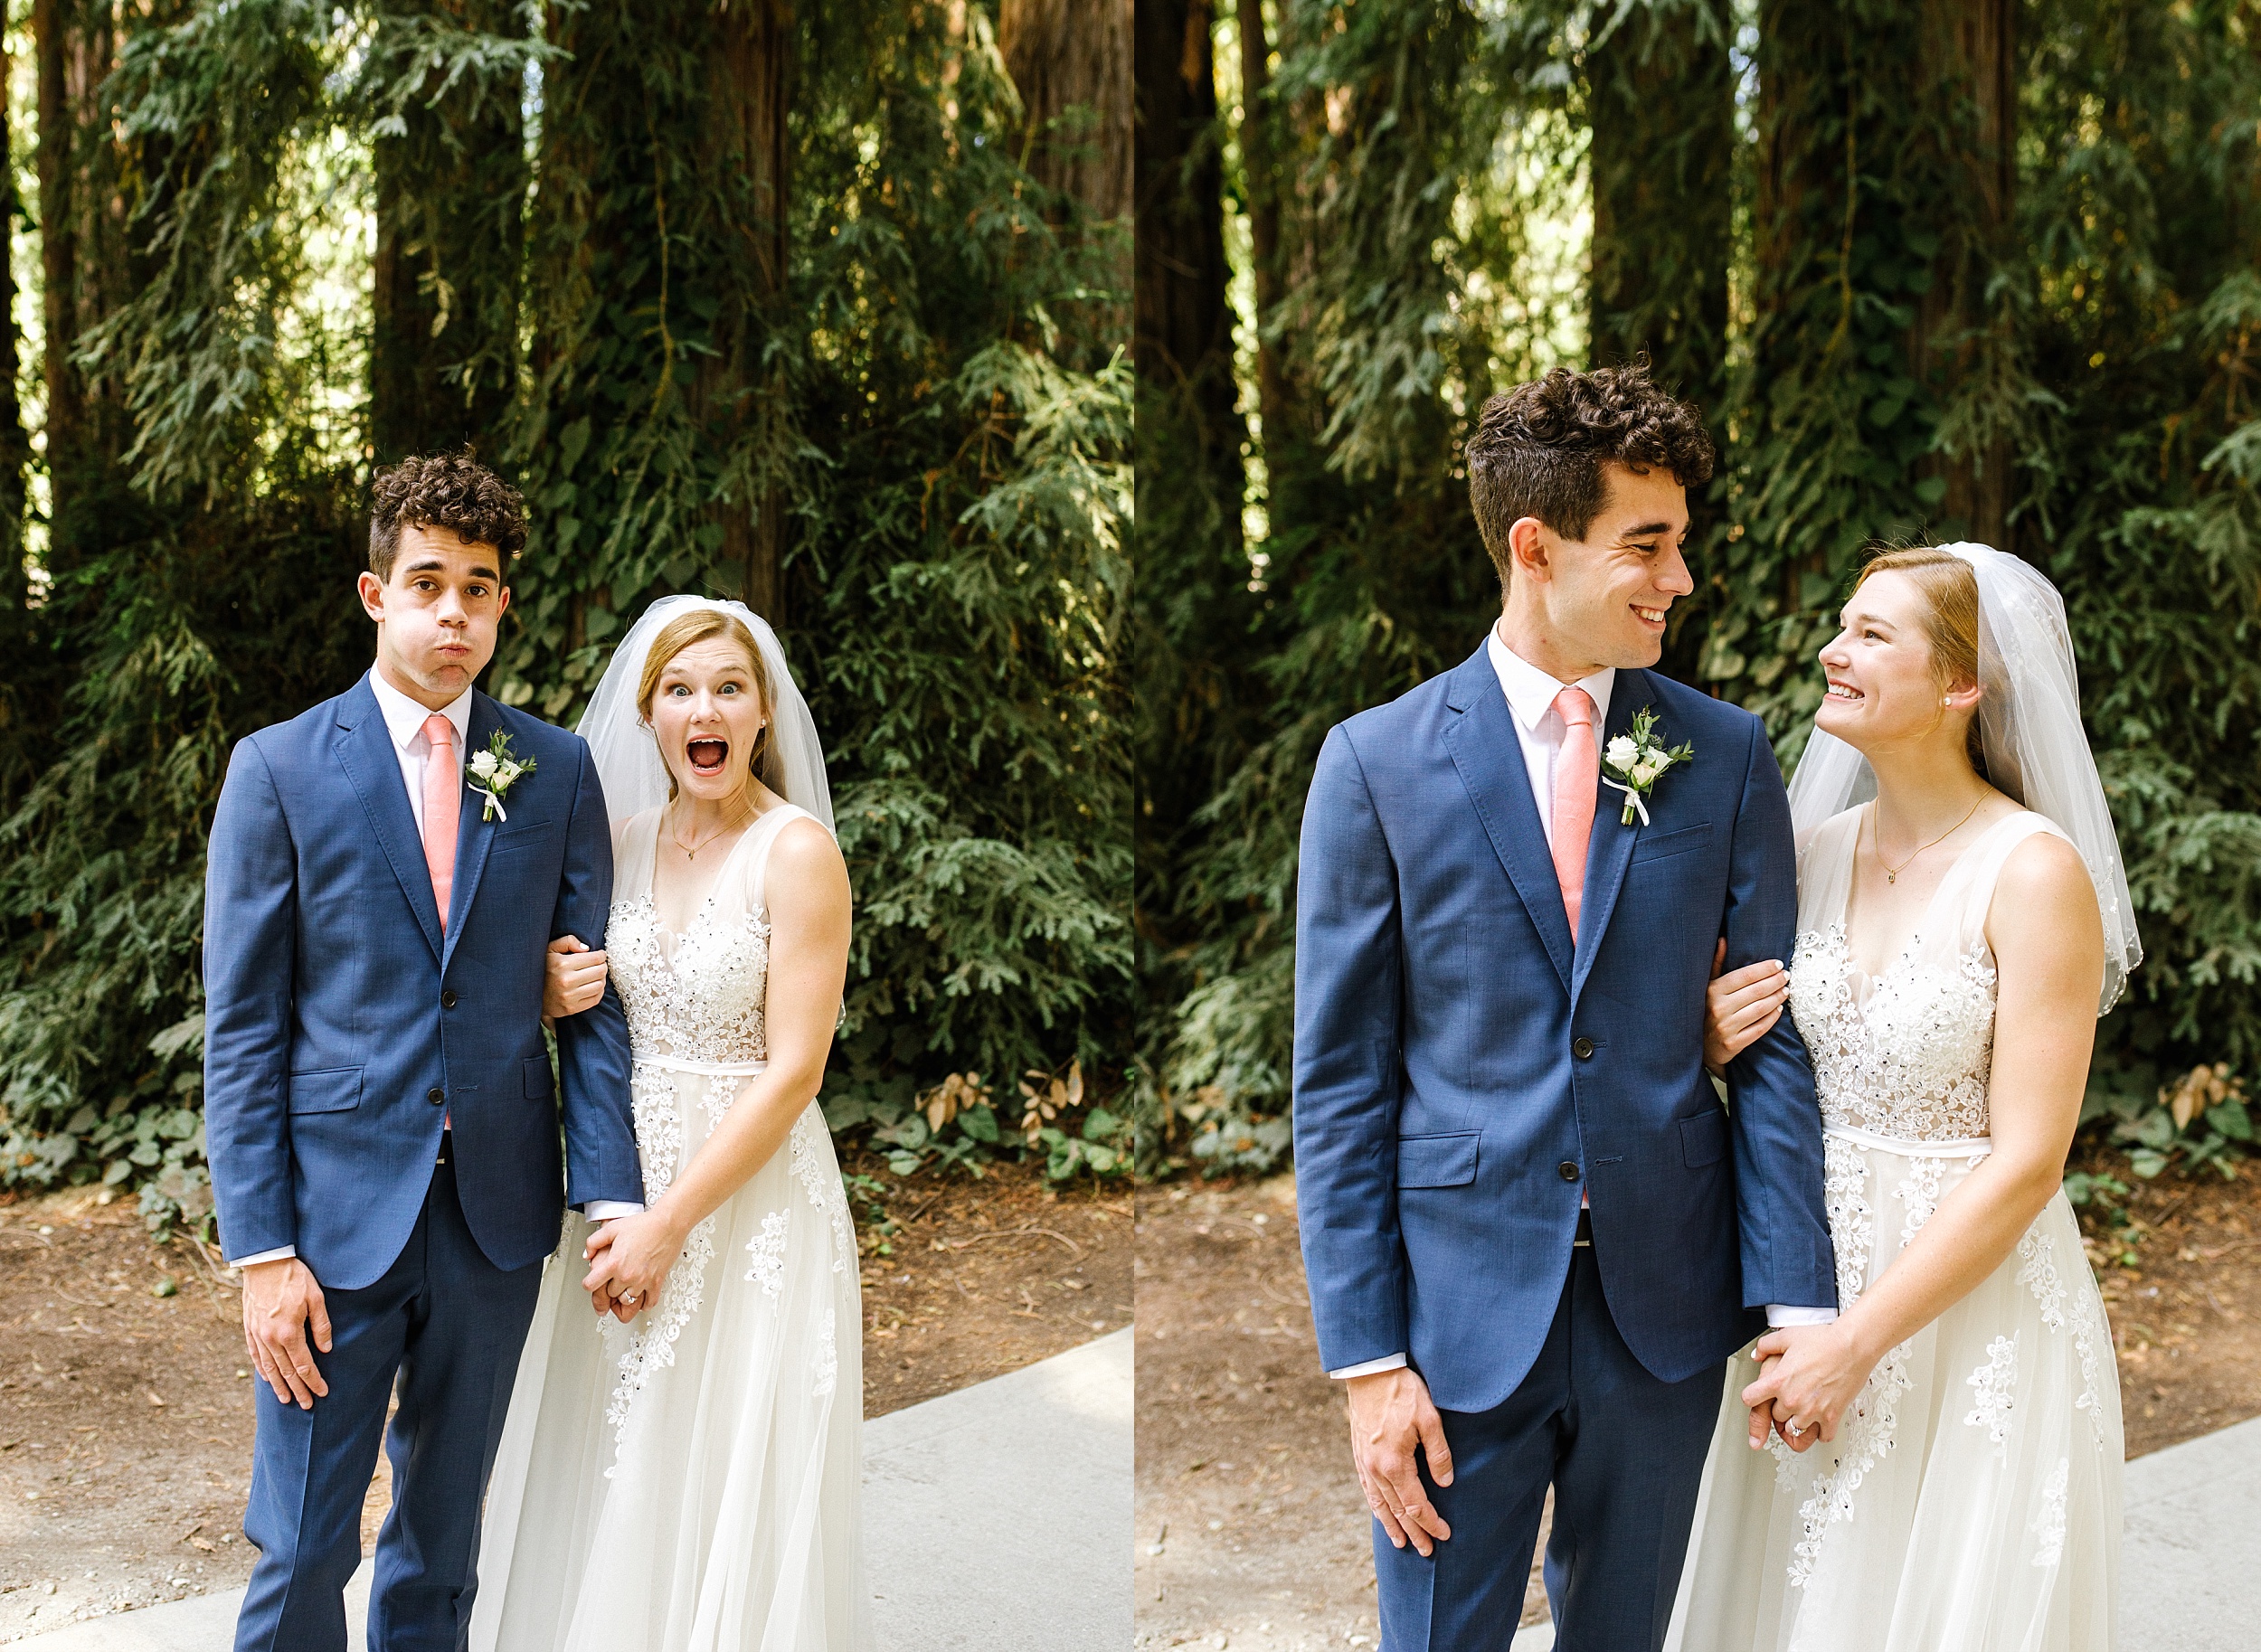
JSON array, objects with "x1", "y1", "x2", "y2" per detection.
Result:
[
  {"x1": 335, "y1": 676, "x2": 444, "y2": 963},
  {"x1": 1572, "y1": 668, "x2": 1651, "y2": 999},
  {"x1": 442, "y1": 693, "x2": 503, "y2": 970},
  {"x1": 1442, "y1": 647, "x2": 1574, "y2": 991}
]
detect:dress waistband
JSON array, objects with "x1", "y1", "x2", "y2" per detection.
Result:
[
  {"x1": 1824, "y1": 1122, "x2": 1992, "y2": 1158},
  {"x1": 633, "y1": 1053, "x2": 769, "y2": 1077}
]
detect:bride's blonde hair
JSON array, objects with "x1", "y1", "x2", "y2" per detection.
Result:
[
  {"x1": 634, "y1": 608, "x2": 775, "y2": 800},
  {"x1": 1853, "y1": 544, "x2": 1984, "y2": 769}
]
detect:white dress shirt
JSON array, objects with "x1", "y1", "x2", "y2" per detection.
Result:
[
  {"x1": 228, "y1": 668, "x2": 639, "y2": 1270},
  {"x1": 1325, "y1": 627, "x2": 1830, "y2": 1379}
]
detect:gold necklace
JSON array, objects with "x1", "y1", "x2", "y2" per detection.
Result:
[
  {"x1": 669, "y1": 801, "x2": 749, "y2": 861},
  {"x1": 1870, "y1": 796, "x2": 1986, "y2": 884}
]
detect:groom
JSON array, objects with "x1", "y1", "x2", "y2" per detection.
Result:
[
  {"x1": 1293, "y1": 364, "x2": 1838, "y2": 1650},
  {"x1": 203, "y1": 452, "x2": 643, "y2": 1651}
]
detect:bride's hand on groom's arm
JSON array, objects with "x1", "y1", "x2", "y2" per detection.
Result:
[
  {"x1": 1740, "y1": 1321, "x2": 1880, "y2": 1453},
  {"x1": 1344, "y1": 1368, "x2": 1455, "y2": 1556},
  {"x1": 582, "y1": 1210, "x2": 683, "y2": 1322},
  {"x1": 1705, "y1": 938, "x2": 1789, "y2": 1074},
  {"x1": 544, "y1": 935, "x2": 609, "y2": 1022}
]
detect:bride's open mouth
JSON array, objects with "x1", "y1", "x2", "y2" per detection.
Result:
[
  {"x1": 686, "y1": 737, "x2": 729, "y2": 777},
  {"x1": 1825, "y1": 680, "x2": 1864, "y2": 703}
]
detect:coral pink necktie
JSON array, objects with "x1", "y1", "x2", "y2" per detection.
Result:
[
  {"x1": 421, "y1": 713, "x2": 459, "y2": 933},
  {"x1": 1551, "y1": 686, "x2": 1598, "y2": 948}
]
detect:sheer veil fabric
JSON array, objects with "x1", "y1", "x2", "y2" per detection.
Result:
[
  {"x1": 1784, "y1": 543, "x2": 2140, "y2": 1013},
  {"x1": 577, "y1": 594, "x2": 835, "y2": 832}
]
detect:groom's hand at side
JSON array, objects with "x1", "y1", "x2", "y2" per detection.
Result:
[
  {"x1": 1345, "y1": 1367, "x2": 1454, "y2": 1555},
  {"x1": 242, "y1": 1258, "x2": 332, "y2": 1410}
]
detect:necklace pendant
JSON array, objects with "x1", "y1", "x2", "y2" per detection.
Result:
[{"x1": 1887, "y1": 870, "x2": 1897, "y2": 883}]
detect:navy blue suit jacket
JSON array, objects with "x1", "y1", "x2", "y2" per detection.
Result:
[
  {"x1": 203, "y1": 674, "x2": 641, "y2": 1291},
  {"x1": 1293, "y1": 647, "x2": 1837, "y2": 1413}
]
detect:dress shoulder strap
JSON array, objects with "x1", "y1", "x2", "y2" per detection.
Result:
[
  {"x1": 1794, "y1": 806, "x2": 1864, "y2": 934},
  {"x1": 611, "y1": 807, "x2": 662, "y2": 909}
]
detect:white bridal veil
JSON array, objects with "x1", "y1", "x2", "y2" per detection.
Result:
[
  {"x1": 1783, "y1": 542, "x2": 2141, "y2": 1014},
  {"x1": 575, "y1": 595, "x2": 835, "y2": 833}
]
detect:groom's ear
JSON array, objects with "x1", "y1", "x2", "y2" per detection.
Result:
[{"x1": 1507, "y1": 515, "x2": 1552, "y2": 582}]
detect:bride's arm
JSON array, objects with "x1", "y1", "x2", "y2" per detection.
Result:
[
  {"x1": 1742, "y1": 832, "x2": 2105, "y2": 1446},
  {"x1": 582, "y1": 817, "x2": 852, "y2": 1309}
]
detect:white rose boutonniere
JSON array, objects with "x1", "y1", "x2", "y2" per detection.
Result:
[
  {"x1": 468, "y1": 731, "x2": 535, "y2": 822},
  {"x1": 1599, "y1": 706, "x2": 1692, "y2": 826}
]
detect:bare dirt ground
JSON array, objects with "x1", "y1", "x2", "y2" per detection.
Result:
[
  {"x1": 1134, "y1": 1154, "x2": 2261, "y2": 1651},
  {"x1": 0, "y1": 1156, "x2": 1129, "y2": 1643}
]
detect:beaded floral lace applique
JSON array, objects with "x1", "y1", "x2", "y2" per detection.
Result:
[
  {"x1": 603, "y1": 1063, "x2": 720, "y2": 1458},
  {"x1": 1787, "y1": 923, "x2": 1998, "y2": 1142},
  {"x1": 813, "y1": 1307, "x2": 838, "y2": 1399},
  {"x1": 746, "y1": 1210, "x2": 790, "y2": 1299},
  {"x1": 1964, "y1": 1334, "x2": 2019, "y2": 1452},
  {"x1": 2031, "y1": 1458, "x2": 2070, "y2": 1569}
]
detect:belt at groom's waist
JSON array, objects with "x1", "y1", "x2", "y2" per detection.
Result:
[{"x1": 1573, "y1": 1207, "x2": 1593, "y2": 1248}]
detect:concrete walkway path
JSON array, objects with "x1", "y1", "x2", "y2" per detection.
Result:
[{"x1": 4, "y1": 1328, "x2": 1131, "y2": 1652}]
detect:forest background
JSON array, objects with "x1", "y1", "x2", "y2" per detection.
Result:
[
  {"x1": 1139, "y1": 0, "x2": 2261, "y2": 1180},
  {"x1": 0, "y1": 0, "x2": 1135, "y2": 1226}
]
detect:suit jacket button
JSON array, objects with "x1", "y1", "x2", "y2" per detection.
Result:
[
  {"x1": 1572, "y1": 1037, "x2": 1595, "y2": 1060},
  {"x1": 428, "y1": 1087, "x2": 446, "y2": 1106},
  {"x1": 1558, "y1": 1161, "x2": 1581, "y2": 1182},
  {"x1": 440, "y1": 989, "x2": 458, "y2": 1010}
]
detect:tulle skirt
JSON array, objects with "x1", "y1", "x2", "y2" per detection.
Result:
[
  {"x1": 472, "y1": 1072, "x2": 866, "y2": 1652},
  {"x1": 1668, "y1": 1130, "x2": 2122, "y2": 1652}
]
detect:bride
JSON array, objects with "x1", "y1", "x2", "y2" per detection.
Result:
[
  {"x1": 472, "y1": 597, "x2": 865, "y2": 1650},
  {"x1": 1668, "y1": 544, "x2": 2141, "y2": 1651}
]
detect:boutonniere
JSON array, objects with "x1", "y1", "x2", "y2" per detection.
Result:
[
  {"x1": 467, "y1": 731, "x2": 535, "y2": 822},
  {"x1": 1601, "y1": 707, "x2": 1693, "y2": 826}
]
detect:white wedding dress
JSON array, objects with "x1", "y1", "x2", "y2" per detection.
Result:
[
  {"x1": 1669, "y1": 807, "x2": 2122, "y2": 1652},
  {"x1": 473, "y1": 803, "x2": 866, "y2": 1652}
]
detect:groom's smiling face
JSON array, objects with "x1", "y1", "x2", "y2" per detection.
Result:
[
  {"x1": 1503, "y1": 461, "x2": 1694, "y2": 677},
  {"x1": 358, "y1": 524, "x2": 512, "y2": 709}
]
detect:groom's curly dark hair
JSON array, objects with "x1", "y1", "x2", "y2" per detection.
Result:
[
  {"x1": 1464, "y1": 360, "x2": 1715, "y2": 588},
  {"x1": 369, "y1": 449, "x2": 528, "y2": 580}
]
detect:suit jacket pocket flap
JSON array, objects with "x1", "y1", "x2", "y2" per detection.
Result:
[
  {"x1": 286, "y1": 1066, "x2": 363, "y2": 1115},
  {"x1": 524, "y1": 1055, "x2": 557, "y2": 1099},
  {"x1": 1631, "y1": 822, "x2": 1712, "y2": 864},
  {"x1": 1395, "y1": 1131, "x2": 1480, "y2": 1189},
  {"x1": 1679, "y1": 1109, "x2": 1729, "y2": 1168}
]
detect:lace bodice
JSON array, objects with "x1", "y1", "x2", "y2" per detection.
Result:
[
  {"x1": 1787, "y1": 808, "x2": 2067, "y2": 1141},
  {"x1": 608, "y1": 804, "x2": 809, "y2": 1066}
]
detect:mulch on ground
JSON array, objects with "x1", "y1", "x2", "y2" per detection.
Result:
[
  {"x1": 0, "y1": 1154, "x2": 1126, "y2": 1643},
  {"x1": 1135, "y1": 1150, "x2": 2261, "y2": 1652}
]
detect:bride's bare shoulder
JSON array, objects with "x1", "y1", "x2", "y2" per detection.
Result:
[{"x1": 1988, "y1": 826, "x2": 2105, "y2": 967}]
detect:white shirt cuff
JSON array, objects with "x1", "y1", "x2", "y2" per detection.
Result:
[
  {"x1": 230, "y1": 1245, "x2": 296, "y2": 1268},
  {"x1": 1328, "y1": 1353, "x2": 1409, "y2": 1380},
  {"x1": 1765, "y1": 1305, "x2": 1840, "y2": 1327},
  {"x1": 582, "y1": 1202, "x2": 644, "y2": 1222}
]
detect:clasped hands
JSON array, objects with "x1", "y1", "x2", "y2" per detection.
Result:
[
  {"x1": 582, "y1": 1209, "x2": 682, "y2": 1323},
  {"x1": 1740, "y1": 1320, "x2": 1876, "y2": 1454}
]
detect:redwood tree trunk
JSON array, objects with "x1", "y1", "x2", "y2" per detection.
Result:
[
  {"x1": 1133, "y1": 0, "x2": 1237, "y2": 517},
  {"x1": 1912, "y1": 0, "x2": 2015, "y2": 551},
  {"x1": 34, "y1": 0, "x2": 80, "y2": 552},
  {"x1": 370, "y1": 0, "x2": 529, "y2": 466},
  {"x1": 705, "y1": 0, "x2": 791, "y2": 625},
  {"x1": 1587, "y1": 0, "x2": 1733, "y2": 406},
  {"x1": 999, "y1": 0, "x2": 1131, "y2": 222}
]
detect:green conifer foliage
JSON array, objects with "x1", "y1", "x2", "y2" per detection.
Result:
[
  {"x1": 1146, "y1": 0, "x2": 2261, "y2": 1173},
  {"x1": 0, "y1": 0, "x2": 1129, "y2": 1209}
]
